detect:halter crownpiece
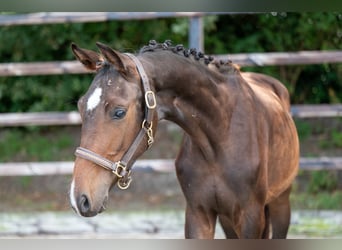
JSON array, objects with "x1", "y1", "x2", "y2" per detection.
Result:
[{"x1": 74, "y1": 53, "x2": 156, "y2": 190}]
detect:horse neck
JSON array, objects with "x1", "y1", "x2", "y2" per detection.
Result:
[{"x1": 140, "y1": 52, "x2": 242, "y2": 161}]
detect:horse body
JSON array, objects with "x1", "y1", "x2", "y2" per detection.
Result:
[
  {"x1": 149, "y1": 55, "x2": 298, "y2": 238},
  {"x1": 69, "y1": 41, "x2": 299, "y2": 239}
]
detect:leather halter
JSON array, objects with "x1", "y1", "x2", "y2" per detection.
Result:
[{"x1": 74, "y1": 53, "x2": 156, "y2": 190}]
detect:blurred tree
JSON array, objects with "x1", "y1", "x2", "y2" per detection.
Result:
[
  {"x1": 205, "y1": 12, "x2": 342, "y2": 104},
  {"x1": 0, "y1": 13, "x2": 341, "y2": 112},
  {"x1": 0, "y1": 18, "x2": 188, "y2": 112}
]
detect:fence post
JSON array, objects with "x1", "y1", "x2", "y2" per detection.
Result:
[{"x1": 189, "y1": 16, "x2": 204, "y2": 52}]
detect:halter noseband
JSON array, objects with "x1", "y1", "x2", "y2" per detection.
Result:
[{"x1": 74, "y1": 53, "x2": 156, "y2": 190}]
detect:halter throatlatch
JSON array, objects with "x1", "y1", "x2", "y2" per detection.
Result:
[{"x1": 74, "y1": 53, "x2": 156, "y2": 190}]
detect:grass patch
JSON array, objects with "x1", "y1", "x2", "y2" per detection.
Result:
[
  {"x1": 289, "y1": 217, "x2": 342, "y2": 237},
  {"x1": 0, "y1": 127, "x2": 76, "y2": 162},
  {"x1": 319, "y1": 129, "x2": 342, "y2": 150},
  {"x1": 307, "y1": 170, "x2": 338, "y2": 193},
  {"x1": 294, "y1": 119, "x2": 312, "y2": 140},
  {"x1": 291, "y1": 191, "x2": 342, "y2": 210},
  {"x1": 331, "y1": 129, "x2": 342, "y2": 148}
]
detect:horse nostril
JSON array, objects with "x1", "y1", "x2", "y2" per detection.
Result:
[{"x1": 79, "y1": 194, "x2": 91, "y2": 214}]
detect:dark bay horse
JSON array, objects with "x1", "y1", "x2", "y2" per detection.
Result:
[{"x1": 69, "y1": 40, "x2": 299, "y2": 239}]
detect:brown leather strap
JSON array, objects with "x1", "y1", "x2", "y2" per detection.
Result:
[
  {"x1": 125, "y1": 53, "x2": 156, "y2": 125},
  {"x1": 75, "y1": 147, "x2": 129, "y2": 177},
  {"x1": 122, "y1": 53, "x2": 156, "y2": 168}
]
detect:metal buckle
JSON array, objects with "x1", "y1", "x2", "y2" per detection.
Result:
[
  {"x1": 118, "y1": 174, "x2": 132, "y2": 190},
  {"x1": 144, "y1": 91, "x2": 156, "y2": 109},
  {"x1": 112, "y1": 161, "x2": 127, "y2": 178}
]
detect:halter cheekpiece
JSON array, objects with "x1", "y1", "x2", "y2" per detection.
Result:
[{"x1": 75, "y1": 53, "x2": 156, "y2": 190}]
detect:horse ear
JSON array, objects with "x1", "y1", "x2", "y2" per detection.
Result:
[
  {"x1": 95, "y1": 42, "x2": 128, "y2": 75},
  {"x1": 71, "y1": 43, "x2": 103, "y2": 71}
]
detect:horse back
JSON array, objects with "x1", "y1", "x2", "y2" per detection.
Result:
[{"x1": 240, "y1": 72, "x2": 291, "y2": 112}]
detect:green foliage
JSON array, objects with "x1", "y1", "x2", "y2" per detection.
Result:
[
  {"x1": 331, "y1": 129, "x2": 342, "y2": 148},
  {"x1": 19, "y1": 176, "x2": 33, "y2": 189},
  {"x1": 313, "y1": 117, "x2": 342, "y2": 149},
  {"x1": 0, "y1": 18, "x2": 188, "y2": 112},
  {"x1": 319, "y1": 128, "x2": 342, "y2": 149},
  {"x1": 291, "y1": 191, "x2": 342, "y2": 210},
  {"x1": 0, "y1": 13, "x2": 341, "y2": 112},
  {"x1": 0, "y1": 74, "x2": 92, "y2": 112},
  {"x1": 294, "y1": 119, "x2": 312, "y2": 140},
  {"x1": 307, "y1": 170, "x2": 338, "y2": 194},
  {"x1": 205, "y1": 12, "x2": 342, "y2": 104},
  {"x1": 0, "y1": 128, "x2": 75, "y2": 161}
]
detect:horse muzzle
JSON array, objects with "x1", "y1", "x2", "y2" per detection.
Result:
[
  {"x1": 76, "y1": 194, "x2": 107, "y2": 217},
  {"x1": 70, "y1": 179, "x2": 108, "y2": 217}
]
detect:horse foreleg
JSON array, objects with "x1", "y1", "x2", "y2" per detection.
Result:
[
  {"x1": 268, "y1": 186, "x2": 292, "y2": 239},
  {"x1": 218, "y1": 215, "x2": 238, "y2": 238},
  {"x1": 238, "y1": 205, "x2": 266, "y2": 239},
  {"x1": 262, "y1": 205, "x2": 271, "y2": 239},
  {"x1": 184, "y1": 205, "x2": 217, "y2": 239}
]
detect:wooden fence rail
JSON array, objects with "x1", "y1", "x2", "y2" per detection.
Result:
[
  {"x1": 291, "y1": 104, "x2": 342, "y2": 118},
  {"x1": 0, "y1": 111, "x2": 81, "y2": 127},
  {"x1": 216, "y1": 50, "x2": 342, "y2": 67},
  {"x1": 0, "y1": 157, "x2": 341, "y2": 176},
  {"x1": 1, "y1": 104, "x2": 341, "y2": 127},
  {"x1": 1, "y1": 51, "x2": 342, "y2": 77},
  {"x1": 0, "y1": 61, "x2": 85, "y2": 76},
  {"x1": 0, "y1": 160, "x2": 174, "y2": 176},
  {"x1": 0, "y1": 12, "x2": 226, "y2": 27}
]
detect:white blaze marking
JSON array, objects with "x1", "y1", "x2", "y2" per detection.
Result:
[
  {"x1": 87, "y1": 87, "x2": 102, "y2": 111},
  {"x1": 70, "y1": 179, "x2": 81, "y2": 216}
]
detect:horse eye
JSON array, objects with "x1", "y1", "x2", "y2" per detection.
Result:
[{"x1": 111, "y1": 108, "x2": 126, "y2": 120}]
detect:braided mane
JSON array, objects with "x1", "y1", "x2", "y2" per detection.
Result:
[
  {"x1": 139, "y1": 40, "x2": 240, "y2": 74},
  {"x1": 139, "y1": 40, "x2": 214, "y2": 65}
]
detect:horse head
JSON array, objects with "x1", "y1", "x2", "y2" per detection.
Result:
[{"x1": 69, "y1": 42, "x2": 156, "y2": 217}]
